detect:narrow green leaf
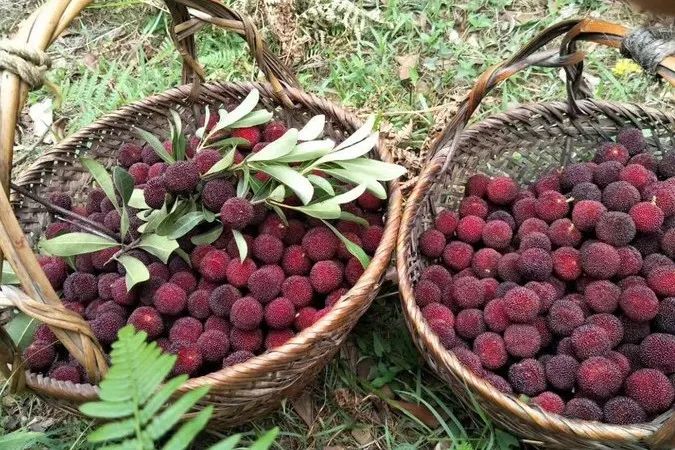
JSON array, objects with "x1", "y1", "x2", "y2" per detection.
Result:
[
  {"x1": 312, "y1": 132, "x2": 378, "y2": 166},
  {"x1": 191, "y1": 226, "x2": 223, "y2": 246},
  {"x1": 332, "y1": 184, "x2": 367, "y2": 205},
  {"x1": 113, "y1": 167, "x2": 135, "y2": 205},
  {"x1": 39, "y1": 232, "x2": 118, "y2": 257},
  {"x1": 297, "y1": 114, "x2": 325, "y2": 141},
  {"x1": 161, "y1": 406, "x2": 214, "y2": 450},
  {"x1": 323, "y1": 220, "x2": 371, "y2": 268},
  {"x1": 136, "y1": 128, "x2": 174, "y2": 163},
  {"x1": 205, "y1": 137, "x2": 249, "y2": 150},
  {"x1": 120, "y1": 207, "x2": 130, "y2": 240},
  {"x1": 4, "y1": 312, "x2": 36, "y2": 350},
  {"x1": 339, "y1": 211, "x2": 369, "y2": 227},
  {"x1": 335, "y1": 158, "x2": 407, "y2": 181},
  {"x1": 87, "y1": 418, "x2": 136, "y2": 443},
  {"x1": 307, "y1": 174, "x2": 334, "y2": 195},
  {"x1": 247, "y1": 129, "x2": 298, "y2": 162},
  {"x1": 275, "y1": 139, "x2": 335, "y2": 163},
  {"x1": 253, "y1": 164, "x2": 313, "y2": 205},
  {"x1": 207, "y1": 434, "x2": 242, "y2": 450},
  {"x1": 0, "y1": 429, "x2": 53, "y2": 448},
  {"x1": 138, "y1": 234, "x2": 179, "y2": 263},
  {"x1": 146, "y1": 386, "x2": 211, "y2": 440},
  {"x1": 204, "y1": 148, "x2": 235, "y2": 175},
  {"x1": 128, "y1": 189, "x2": 149, "y2": 209},
  {"x1": 195, "y1": 106, "x2": 210, "y2": 139},
  {"x1": 334, "y1": 115, "x2": 375, "y2": 151},
  {"x1": 289, "y1": 201, "x2": 340, "y2": 220},
  {"x1": 270, "y1": 204, "x2": 288, "y2": 225},
  {"x1": 218, "y1": 89, "x2": 259, "y2": 128},
  {"x1": 231, "y1": 229, "x2": 248, "y2": 261},
  {"x1": 1, "y1": 262, "x2": 20, "y2": 285},
  {"x1": 249, "y1": 427, "x2": 280, "y2": 450},
  {"x1": 99, "y1": 438, "x2": 142, "y2": 450},
  {"x1": 143, "y1": 205, "x2": 169, "y2": 234},
  {"x1": 165, "y1": 212, "x2": 205, "y2": 239},
  {"x1": 139, "y1": 375, "x2": 187, "y2": 424},
  {"x1": 229, "y1": 110, "x2": 274, "y2": 128},
  {"x1": 236, "y1": 169, "x2": 250, "y2": 198},
  {"x1": 81, "y1": 158, "x2": 119, "y2": 209},
  {"x1": 268, "y1": 185, "x2": 286, "y2": 202},
  {"x1": 320, "y1": 167, "x2": 387, "y2": 199},
  {"x1": 118, "y1": 255, "x2": 150, "y2": 290},
  {"x1": 79, "y1": 400, "x2": 135, "y2": 419}
]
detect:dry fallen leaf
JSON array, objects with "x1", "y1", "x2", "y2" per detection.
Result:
[
  {"x1": 396, "y1": 54, "x2": 419, "y2": 83},
  {"x1": 28, "y1": 98, "x2": 53, "y2": 144},
  {"x1": 351, "y1": 426, "x2": 374, "y2": 446},
  {"x1": 390, "y1": 399, "x2": 439, "y2": 428},
  {"x1": 290, "y1": 391, "x2": 315, "y2": 427}
]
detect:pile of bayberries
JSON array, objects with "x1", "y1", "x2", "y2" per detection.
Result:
[
  {"x1": 20, "y1": 91, "x2": 404, "y2": 383},
  {"x1": 416, "y1": 127, "x2": 675, "y2": 424}
]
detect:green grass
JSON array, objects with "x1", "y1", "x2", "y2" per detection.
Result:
[{"x1": 4, "y1": 0, "x2": 671, "y2": 448}]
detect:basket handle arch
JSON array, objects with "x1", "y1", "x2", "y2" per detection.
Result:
[
  {"x1": 426, "y1": 18, "x2": 675, "y2": 169},
  {"x1": 420, "y1": 18, "x2": 675, "y2": 449},
  {"x1": 0, "y1": 0, "x2": 301, "y2": 388}
]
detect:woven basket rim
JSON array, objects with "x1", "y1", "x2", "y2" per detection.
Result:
[
  {"x1": 397, "y1": 97, "x2": 675, "y2": 443},
  {"x1": 16, "y1": 80, "x2": 402, "y2": 398}
]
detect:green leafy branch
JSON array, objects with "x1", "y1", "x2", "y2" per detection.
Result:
[{"x1": 79, "y1": 325, "x2": 278, "y2": 450}]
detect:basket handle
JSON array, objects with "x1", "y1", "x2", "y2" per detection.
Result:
[
  {"x1": 163, "y1": 0, "x2": 299, "y2": 108},
  {"x1": 427, "y1": 18, "x2": 675, "y2": 169}
]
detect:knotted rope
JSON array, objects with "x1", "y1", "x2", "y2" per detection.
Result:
[
  {"x1": 621, "y1": 27, "x2": 675, "y2": 74},
  {"x1": 0, "y1": 40, "x2": 52, "y2": 88}
]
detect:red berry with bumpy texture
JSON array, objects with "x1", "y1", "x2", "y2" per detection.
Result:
[
  {"x1": 618, "y1": 127, "x2": 646, "y2": 155},
  {"x1": 148, "y1": 162, "x2": 167, "y2": 179},
  {"x1": 552, "y1": 247, "x2": 582, "y2": 281},
  {"x1": 186, "y1": 290, "x2": 211, "y2": 320},
  {"x1": 517, "y1": 248, "x2": 553, "y2": 281},
  {"x1": 422, "y1": 303, "x2": 454, "y2": 327},
  {"x1": 452, "y1": 276, "x2": 485, "y2": 309},
  {"x1": 22, "y1": 340, "x2": 56, "y2": 371},
  {"x1": 263, "y1": 121, "x2": 287, "y2": 141},
  {"x1": 561, "y1": 163, "x2": 594, "y2": 191},
  {"x1": 508, "y1": 358, "x2": 546, "y2": 396},
  {"x1": 520, "y1": 232, "x2": 551, "y2": 252},
  {"x1": 226, "y1": 258, "x2": 257, "y2": 288},
  {"x1": 620, "y1": 164, "x2": 654, "y2": 190},
  {"x1": 265, "y1": 328, "x2": 295, "y2": 349},
  {"x1": 536, "y1": 191, "x2": 569, "y2": 223},
  {"x1": 572, "y1": 200, "x2": 606, "y2": 232},
  {"x1": 548, "y1": 219, "x2": 581, "y2": 247},
  {"x1": 282, "y1": 275, "x2": 314, "y2": 308},
  {"x1": 282, "y1": 245, "x2": 311, "y2": 276},
  {"x1": 418, "y1": 228, "x2": 445, "y2": 258},
  {"x1": 577, "y1": 356, "x2": 623, "y2": 399},
  {"x1": 471, "y1": 248, "x2": 501, "y2": 278},
  {"x1": 264, "y1": 297, "x2": 295, "y2": 329},
  {"x1": 656, "y1": 297, "x2": 675, "y2": 334},
  {"x1": 196, "y1": 329, "x2": 229, "y2": 362},
  {"x1": 220, "y1": 197, "x2": 254, "y2": 230},
  {"x1": 205, "y1": 316, "x2": 230, "y2": 334},
  {"x1": 625, "y1": 369, "x2": 675, "y2": 414},
  {"x1": 252, "y1": 234, "x2": 284, "y2": 264},
  {"x1": 118, "y1": 143, "x2": 143, "y2": 167},
  {"x1": 127, "y1": 306, "x2": 164, "y2": 338},
  {"x1": 172, "y1": 346, "x2": 202, "y2": 376},
  {"x1": 658, "y1": 152, "x2": 675, "y2": 179},
  {"x1": 594, "y1": 161, "x2": 623, "y2": 188},
  {"x1": 230, "y1": 328, "x2": 263, "y2": 353},
  {"x1": 571, "y1": 182, "x2": 602, "y2": 202},
  {"x1": 620, "y1": 285, "x2": 659, "y2": 321},
  {"x1": 603, "y1": 397, "x2": 647, "y2": 425},
  {"x1": 484, "y1": 372, "x2": 513, "y2": 393},
  {"x1": 640, "y1": 333, "x2": 675, "y2": 374},
  {"x1": 584, "y1": 281, "x2": 620, "y2": 313},
  {"x1": 581, "y1": 242, "x2": 620, "y2": 279},
  {"x1": 586, "y1": 313, "x2": 623, "y2": 348},
  {"x1": 345, "y1": 257, "x2": 364, "y2": 286},
  {"x1": 497, "y1": 252, "x2": 521, "y2": 282},
  {"x1": 617, "y1": 246, "x2": 643, "y2": 277},
  {"x1": 294, "y1": 307, "x2": 318, "y2": 330},
  {"x1": 504, "y1": 324, "x2": 541, "y2": 358},
  {"x1": 513, "y1": 197, "x2": 537, "y2": 225},
  {"x1": 230, "y1": 296, "x2": 263, "y2": 330},
  {"x1": 49, "y1": 364, "x2": 81, "y2": 384},
  {"x1": 163, "y1": 161, "x2": 199, "y2": 194},
  {"x1": 456, "y1": 216, "x2": 485, "y2": 244},
  {"x1": 169, "y1": 271, "x2": 197, "y2": 294},
  {"x1": 630, "y1": 152, "x2": 656, "y2": 170},
  {"x1": 443, "y1": 241, "x2": 473, "y2": 271},
  {"x1": 143, "y1": 177, "x2": 166, "y2": 209},
  {"x1": 302, "y1": 227, "x2": 339, "y2": 261},
  {"x1": 451, "y1": 347, "x2": 483, "y2": 376},
  {"x1": 571, "y1": 324, "x2": 611, "y2": 360},
  {"x1": 455, "y1": 309, "x2": 485, "y2": 340},
  {"x1": 420, "y1": 265, "x2": 452, "y2": 292},
  {"x1": 548, "y1": 299, "x2": 585, "y2": 336},
  {"x1": 223, "y1": 350, "x2": 254, "y2": 367},
  {"x1": 532, "y1": 392, "x2": 565, "y2": 414},
  {"x1": 190, "y1": 245, "x2": 215, "y2": 270},
  {"x1": 208, "y1": 284, "x2": 241, "y2": 317},
  {"x1": 308, "y1": 260, "x2": 343, "y2": 295},
  {"x1": 503, "y1": 287, "x2": 540, "y2": 323},
  {"x1": 153, "y1": 283, "x2": 186, "y2": 315},
  {"x1": 486, "y1": 176, "x2": 518, "y2": 205},
  {"x1": 465, "y1": 174, "x2": 490, "y2": 197},
  {"x1": 648, "y1": 265, "x2": 675, "y2": 297},
  {"x1": 597, "y1": 142, "x2": 630, "y2": 164},
  {"x1": 90, "y1": 312, "x2": 125, "y2": 345},
  {"x1": 201, "y1": 179, "x2": 234, "y2": 211},
  {"x1": 482, "y1": 220, "x2": 512, "y2": 249},
  {"x1": 248, "y1": 265, "x2": 284, "y2": 302},
  {"x1": 603, "y1": 181, "x2": 640, "y2": 212},
  {"x1": 545, "y1": 354, "x2": 578, "y2": 390},
  {"x1": 361, "y1": 225, "x2": 384, "y2": 255},
  {"x1": 169, "y1": 317, "x2": 202, "y2": 344},
  {"x1": 484, "y1": 298, "x2": 510, "y2": 333},
  {"x1": 231, "y1": 127, "x2": 261, "y2": 147},
  {"x1": 473, "y1": 332, "x2": 507, "y2": 369},
  {"x1": 194, "y1": 149, "x2": 221, "y2": 174},
  {"x1": 564, "y1": 398, "x2": 602, "y2": 421},
  {"x1": 435, "y1": 210, "x2": 459, "y2": 236}
]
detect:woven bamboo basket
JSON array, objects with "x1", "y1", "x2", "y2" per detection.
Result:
[
  {"x1": 397, "y1": 18, "x2": 675, "y2": 450},
  {"x1": 0, "y1": 0, "x2": 402, "y2": 426}
]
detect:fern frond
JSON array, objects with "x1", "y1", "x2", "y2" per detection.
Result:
[{"x1": 80, "y1": 325, "x2": 211, "y2": 449}]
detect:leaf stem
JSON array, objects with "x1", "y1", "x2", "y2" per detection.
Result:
[{"x1": 11, "y1": 182, "x2": 119, "y2": 240}]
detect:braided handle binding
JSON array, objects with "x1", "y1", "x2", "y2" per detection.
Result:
[{"x1": 427, "y1": 18, "x2": 675, "y2": 167}]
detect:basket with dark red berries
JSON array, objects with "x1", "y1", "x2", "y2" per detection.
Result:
[
  {"x1": 0, "y1": 0, "x2": 403, "y2": 427},
  {"x1": 397, "y1": 20, "x2": 675, "y2": 449}
]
